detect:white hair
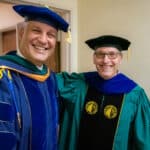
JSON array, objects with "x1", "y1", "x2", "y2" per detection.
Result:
[{"x1": 16, "y1": 21, "x2": 27, "y2": 57}]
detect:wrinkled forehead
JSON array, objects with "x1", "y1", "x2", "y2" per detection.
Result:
[{"x1": 95, "y1": 46, "x2": 120, "y2": 53}]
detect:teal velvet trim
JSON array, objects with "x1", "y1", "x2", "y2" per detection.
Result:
[{"x1": 0, "y1": 53, "x2": 47, "y2": 75}]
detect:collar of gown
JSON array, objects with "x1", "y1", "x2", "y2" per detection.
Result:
[
  {"x1": 0, "y1": 51, "x2": 50, "y2": 81},
  {"x1": 84, "y1": 71, "x2": 137, "y2": 94}
]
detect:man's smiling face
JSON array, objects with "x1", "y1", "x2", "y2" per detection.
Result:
[{"x1": 18, "y1": 21, "x2": 57, "y2": 66}]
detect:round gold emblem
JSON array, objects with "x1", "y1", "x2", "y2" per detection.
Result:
[
  {"x1": 104, "y1": 105, "x2": 117, "y2": 119},
  {"x1": 85, "y1": 101, "x2": 98, "y2": 115}
]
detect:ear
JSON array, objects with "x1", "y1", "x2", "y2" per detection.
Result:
[
  {"x1": 16, "y1": 22, "x2": 26, "y2": 40},
  {"x1": 16, "y1": 22, "x2": 26, "y2": 49}
]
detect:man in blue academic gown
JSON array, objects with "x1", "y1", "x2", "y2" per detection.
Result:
[
  {"x1": 57, "y1": 35, "x2": 150, "y2": 150},
  {"x1": 0, "y1": 4, "x2": 68, "y2": 150}
]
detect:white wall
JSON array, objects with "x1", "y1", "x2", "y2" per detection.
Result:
[
  {"x1": 0, "y1": 3, "x2": 24, "y2": 31},
  {"x1": 78, "y1": 0, "x2": 150, "y2": 96}
]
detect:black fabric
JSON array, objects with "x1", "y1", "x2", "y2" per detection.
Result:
[
  {"x1": 85, "y1": 35, "x2": 130, "y2": 51},
  {"x1": 77, "y1": 86, "x2": 124, "y2": 150}
]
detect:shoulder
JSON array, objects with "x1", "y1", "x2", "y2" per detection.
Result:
[
  {"x1": 56, "y1": 71, "x2": 85, "y2": 82},
  {"x1": 56, "y1": 71, "x2": 87, "y2": 91},
  {"x1": 125, "y1": 85, "x2": 149, "y2": 105}
]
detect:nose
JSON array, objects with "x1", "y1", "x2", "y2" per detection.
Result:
[
  {"x1": 38, "y1": 33, "x2": 48, "y2": 44},
  {"x1": 103, "y1": 54, "x2": 110, "y2": 62}
]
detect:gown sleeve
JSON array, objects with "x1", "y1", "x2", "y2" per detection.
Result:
[
  {"x1": 134, "y1": 89, "x2": 150, "y2": 150},
  {"x1": 56, "y1": 72, "x2": 88, "y2": 150},
  {"x1": 56, "y1": 71, "x2": 87, "y2": 102},
  {"x1": 0, "y1": 68, "x2": 17, "y2": 149}
]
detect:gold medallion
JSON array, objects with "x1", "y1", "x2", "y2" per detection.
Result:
[
  {"x1": 85, "y1": 101, "x2": 98, "y2": 115},
  {"x1": 104, "y1": 105, "x2": 117, "y2": 119}
]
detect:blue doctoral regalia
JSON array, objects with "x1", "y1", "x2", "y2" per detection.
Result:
[{"x1": 0, "y1": 51, "x2": 58, "y2": 150}]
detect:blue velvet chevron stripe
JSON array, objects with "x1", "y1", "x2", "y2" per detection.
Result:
[
  {"x1": 84, "y1": 71, "x2": 137, "y2": 94},
  {"x1": 0, "y1": 102, "x2": 14, "y2": 121},
  {"x1": 0, "y1": 133, "x2": 16, "y2": 149}
]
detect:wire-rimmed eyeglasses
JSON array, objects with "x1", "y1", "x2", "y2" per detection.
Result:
[{"x1": 94, "y1": 51, "x2": 121, "y2": 59}]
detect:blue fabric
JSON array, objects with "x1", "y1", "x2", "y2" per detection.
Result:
[
  {"x1": 20, "y1": 73, "x2": 58, "y2": 150},
  {"x1": 21, "y1": 76, "x2": 47, "y2": 150},
  {"x1": 0, "y1": 133, "x2": 17, "y2": 150},
  {"x1": 0, "y1": 56, "x2": 58, "y2": 150},
  {"x1": 13, "y1": 4, "x2": 69, "y2": 32},
  {"x1": 47, "y1": 74, "x2": 59, "y2": 150},
  {"x1": 0, "y1": 102, "x2": 14, "y2": 121},
  {"x1": 84, "y1": 71, "x2": 137, "y2": 94}
]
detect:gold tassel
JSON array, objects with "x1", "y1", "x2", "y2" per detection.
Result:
[
  {"x1": 66, "y1": 28, "x2": 72, "y2": 43},
  {"x1": 43, "y1": 4, "x2": 49, "y2": 9},
  {"x1": 127, "y1": 48, "x2": 131, "y2": 61}
]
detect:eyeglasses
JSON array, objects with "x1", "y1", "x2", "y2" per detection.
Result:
[{"x1": 94, "y1": 51, "x2": 121, "y2": 59}]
